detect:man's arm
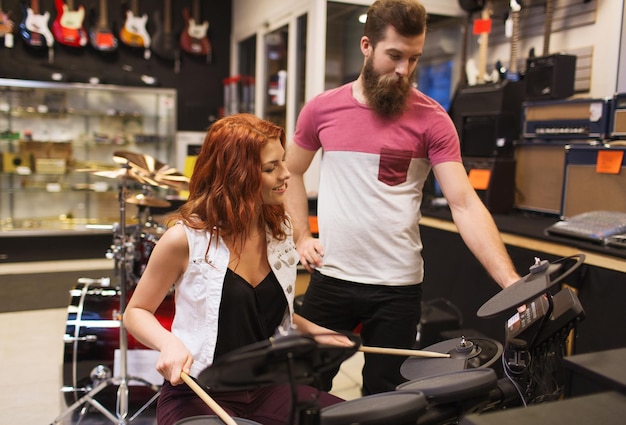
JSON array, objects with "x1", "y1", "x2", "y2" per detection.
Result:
[
  {"x1": 284, "y1": 142, "x2": 324, "y2": 271},
  {"x1": 433, "y1": 161, "x2": 520, "y2": 289}
]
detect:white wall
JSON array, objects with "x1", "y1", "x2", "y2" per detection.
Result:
[{"x1": 231, "y1": 0, "x2": 625, "y2": 195}]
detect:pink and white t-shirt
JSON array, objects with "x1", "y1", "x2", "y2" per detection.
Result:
[{"x1": 293, "y1": 83, "x2": 461, "y2": 286}]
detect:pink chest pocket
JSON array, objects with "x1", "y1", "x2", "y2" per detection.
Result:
[{"x1": 378, "y1": 148, "x2": 413, "y2": 186}]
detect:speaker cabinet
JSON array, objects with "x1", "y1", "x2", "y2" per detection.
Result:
[
  {"x1": 525, "y1": 54, "x2": 576, "y2": 101},
  {"x1": 463, "y1": 157, "x2": 516, "y2": 214},
  {"x1": 514, "y1": 142, "x2": 568, "y2": 214},
  {"x1": 561, "y1": 145, "x2": 626, "y2": 217},
  {"x1": 451, "y1": 80, "x2": 524, "y2": 157}
]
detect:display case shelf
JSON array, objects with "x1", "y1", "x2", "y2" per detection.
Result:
[{"x1": 0, "y1": 78, "x2": 177, "y2": 233}]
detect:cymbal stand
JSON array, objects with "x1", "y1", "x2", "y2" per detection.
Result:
[{"x1": 52, "y1": 164, "x2": 161, "y2": 424}]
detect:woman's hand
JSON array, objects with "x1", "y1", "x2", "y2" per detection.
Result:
[{"x1": 156, "y1": 337, "x2": 195, "y2": 385}]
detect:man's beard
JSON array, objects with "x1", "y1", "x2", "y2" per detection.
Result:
[{"x1": 361, "y1": 57, "x2": 414, "y2": 117}]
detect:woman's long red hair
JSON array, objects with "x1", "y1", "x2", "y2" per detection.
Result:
[{"x1": 170, "y1": 114, "x2": 288, "y2": 245}]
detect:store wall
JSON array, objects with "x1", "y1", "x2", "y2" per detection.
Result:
[{"x1": 0, "y1": 0, "x2": 232, "y2": 131}]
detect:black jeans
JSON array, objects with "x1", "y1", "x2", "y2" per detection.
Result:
[{"x1": 300, "y1": 271, "x2": 422, "y2": 395}]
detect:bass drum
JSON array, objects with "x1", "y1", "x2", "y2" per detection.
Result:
[{"x1": 62, "y1": 278, "x2": 175, "y2": 409}]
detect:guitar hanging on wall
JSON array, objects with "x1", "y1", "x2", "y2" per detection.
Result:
[
  {"x1": 180, "y1": 0, "x2": 212, "y2": 64},
  {"x1": 152, "y1": 0, "x2": 181, "y2": 73},
  {"x1": 0, "y1": 0, "x2": 14, "y2": 48},
  {"x1": 19, "y1": 0, "x2": 55, "y2": 62},
  {"x1": 474, "y1": 0, "x2": 496, "y2": 84},
  {"x1": 505, "y1": 0, "x2": 522, "y2": 81},
  {"x1": 89, "y1": 0, "x2": 118, "y2": 53},
  {"x1": 51, "y1": 0, "x2": 87, "y2": 48},
  {"x1": 120, "y1": 0, "x2": 151, "y2": 59}
]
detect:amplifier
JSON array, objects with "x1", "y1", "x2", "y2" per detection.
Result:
[
  {"x1": 514, "y1": 141, "x2": 569, "y2": 214},
  {"x1": 561, "y1": 144, "x2": 626, "y2": 217},
  {"x1": 609, "y1": 93, "x2": 626, "y2": 138},
  {"x1": 524, "y1": 54, "x2": 576, "y2": 101},
  {"x1": 451, "y1": 80, "x2": 524, "y2": 157},
  {"x1": 522, "y1": 98, "x2": 610, "y2": 140}
]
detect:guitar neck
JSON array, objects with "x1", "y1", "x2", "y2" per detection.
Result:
[
  {"x1": 164, "y1": 0, "x2": 171, "y2": 33},
  {"x1": 193, "y1": 0, "x2": 201, "y2": 21},
  {"x1": 543, "y1": 0, "x2": 554, "y2": 56},
  {"x1": 509, "y1": 9, "x2": 520, "y2": 74},
  {"x1": 477, "y1": 2, "x2": 492, "y2": 84},
  {"x1": 98, "y1": 0, "x2": 108, "y2": 30},
  {"x1": 31, "y1": 0, "x2": 41, "y2": 14}
]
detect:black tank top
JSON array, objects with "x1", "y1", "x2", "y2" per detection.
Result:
[{"x1": 213, "y1": 268, "x2": 288, "y2": 360}]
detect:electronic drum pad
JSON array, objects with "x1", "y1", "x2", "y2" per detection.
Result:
[
  {"x1": 400, "y1": 337, "x2": 503, "y2": 380},
  {"x1": 477, "y1": 254, "x2": 586, "y2": 318},
  {"x1": 197, "y1": 332, "x2": 360, "y2": 391}
]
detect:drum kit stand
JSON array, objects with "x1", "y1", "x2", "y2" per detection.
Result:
[{"x1": 51, "y1": 151, "x2": 189, "y2": 425}]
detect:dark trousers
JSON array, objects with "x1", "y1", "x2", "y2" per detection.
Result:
[
  {"x1": 157, "y1": 380, "x2": 344, "y2": 425},
  {"x1": 300, "y1": 271, "x2": 422, "y2": 395}
]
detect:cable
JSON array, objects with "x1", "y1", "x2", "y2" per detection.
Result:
[{"x1": 501, "y1": 353, "x2": 528, "y2": 407}]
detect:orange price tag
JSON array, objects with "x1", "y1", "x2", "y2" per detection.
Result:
[
  {"x1": 473, "y1": 19, "x2": 492, "y2": 35},
  {"x1": 468, "y1": 169, "x2": 491, "y2": 190},
  {"x1": 308, "y1": 216, "x2": 319, "y2": 234},
  {"x1": 596, "y1": 150, "x2": 624, "y2": 174}
]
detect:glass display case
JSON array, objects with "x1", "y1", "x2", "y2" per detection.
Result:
[{"x1": 0, "y1": 78, "x2": 177, "y2": 233}]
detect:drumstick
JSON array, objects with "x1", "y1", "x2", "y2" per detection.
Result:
[
  {"x1": 180, "y1": 372, "x2": 238, "y2": 425},
  {"x1": 359, "y1": 346, "x2": 450, "y2": 358}
]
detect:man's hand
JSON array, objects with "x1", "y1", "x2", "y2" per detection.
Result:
[{"x1": 296, "y1": 235, "x2": 325, "y2": 272}]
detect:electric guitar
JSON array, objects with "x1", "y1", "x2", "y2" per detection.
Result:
[
  {"x1": 505, "y1": 0, "x2": 522, "y2": 81},
  {"x1": 89, "y1": 0, "x2": 117, "y2": 52},
  {"x1": 152, "y1": 0, "x2": 181, "y2": 73},
  {"x1": 19, "y1": 0, "x2": 55, "y2": 62},
  {"x1": 51, "y1": 0, "x2": 87, "y2": 48},
  {"x1": 180, "y1": 0, "x2": 212, "y2": 63},
  {"x1": 0, "y1": 0, "x2": 15, "y2": 48},
  {"x1": 120, "y1": 0, "x2": 151, "y2": 59}
]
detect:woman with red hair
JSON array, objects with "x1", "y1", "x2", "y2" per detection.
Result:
[{"x1": 124, "y1": 114, "x2": 351, "y2": 425}]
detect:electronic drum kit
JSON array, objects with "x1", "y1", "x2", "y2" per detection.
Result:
[
  {"x1": 53, "y1": 150, "x2": 588, "y2": 425},
  {"x1": 185, "y1": 254, "x2": 586, "y2": 425}
]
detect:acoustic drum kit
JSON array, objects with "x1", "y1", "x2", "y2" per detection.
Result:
[
  {"x1": 52, "y1": 150, "x2": 588, "y2": 425},
  {"x1": 52, "y1": 151, "x2": 188, "y2": 424}
]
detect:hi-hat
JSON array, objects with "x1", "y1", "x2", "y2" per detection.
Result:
[
  {"x1": 126, "y1": 193, "x2": 171, "y2": 208},
  {"x1": 476, "y1": 254, "x2": 586, "y2": 318},
  {"x1": 113, "y1": 150, "x2": 190, "y2": 190}
]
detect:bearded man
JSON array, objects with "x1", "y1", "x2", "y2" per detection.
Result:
[{"x1": 285, "y1": 0, "x2": 520, "y2": 395}]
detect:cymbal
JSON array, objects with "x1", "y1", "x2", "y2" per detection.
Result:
[
  {"x1": 126, "y1": 193, "x2": 171, "y2": 208},
  {"x1": 113, "y1": 150, "x2": 190, "y2": 190},
  {"x1": 476, "y1": 254, "x2": 586, "y2": 318},
  {"x1": 91, "y1": 167, "x2": 155, "y2": 185}
]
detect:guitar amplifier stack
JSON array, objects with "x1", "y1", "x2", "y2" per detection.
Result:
[
  {"x1": 515, "y1": 93, "x2": 626, "y2": 216},
  {"x1": 450, "y1": 80, "x2": 524, "y2": 214}
]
